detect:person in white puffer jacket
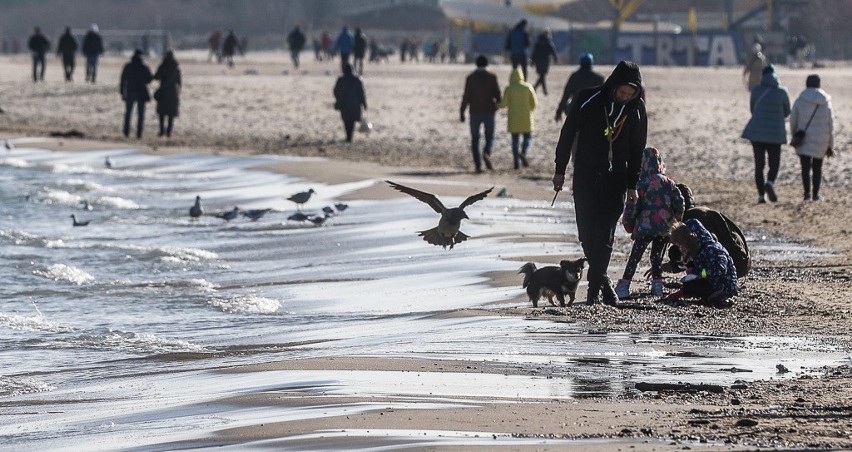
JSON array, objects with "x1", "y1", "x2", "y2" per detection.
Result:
[{"x1": 790, "y1": 74, "x2": 835, "y2": 201}]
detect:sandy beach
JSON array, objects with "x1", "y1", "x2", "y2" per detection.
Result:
[{"x1": 2, "y1": 51, "x2": 852, "y2": 450}]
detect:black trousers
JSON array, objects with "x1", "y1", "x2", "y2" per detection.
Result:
[
  {"x1": 572, "y1": 170, "x2": 626, "y2": 290},
  {"x1": 751, "y1": 142, "x2": 781, "y2": 196},
  {"x1": 799, "y1": 155, "x2": 823, "y2": 199}
]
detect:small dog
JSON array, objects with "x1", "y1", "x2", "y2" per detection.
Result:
[{"x1": 518, "y1": 258, "x2": 586, "y2": 307}]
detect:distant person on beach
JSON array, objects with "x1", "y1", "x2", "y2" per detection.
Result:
[
  {"x1": 530, "y1": 30, "x2": 557, "y2": 95},
  {"x1": 56, "y1": 27, "x2": 78, "y2": 82},
  {"x1": 334, "y1": 26, "x2": 354, "y2": 71},
  {"x1": 665, "y1": 218, "x2": 738, "y2": 308},
  {"x1": 119, "y1": 49, "x2": 153, "y2": 139},
  {"x1": 616, "y1": 147, "x2": 684, "y2": 299},
  {"x1": 287, "y1": 26, "x2": 306, "y2": 69},
  {"x1": 27, "y1": 27, "x2": 50, "y2": 82},
  {"x1": 741, "y1": 64, "x2": 790, "y2": 204},
  {"x1": 504, "y1": 19, "x2": 530, "y2": 80},
  {"x1": 333, "y1": 63, "x2": 367, "y2": 143},
  {"x1": 460, "y1": 55, "x2": 502, "y2": 173},
  {"x1": 498, "y1": 67, "x2": 537, "y2": 170},
  {"x1": 555, "y1": 53, "x2": 604, "y2": 123},
  {"x1": 742, "y1": 43, "x2": 766, "y2": 91},
  {"x1": 82, "y1": 24, "x2": 104, "y2": 83},
  {"x1": 791, "y1": 74, "x2": 835, "y2": 201},
  {"x1": 207, "y1": 29, "x2": 222, "y2": 62},
  {"x1": 552, "y1": 61, "x2": 647, "y2": 305},
  {"x1": 353, "y1": 27, "x2": 367, "y2": 74},
  {"x1": 222, "y1": 30, "x2": 240, "y2": 67},
  {"x1": 153, "y1": 50, "x2": 181, "y2": 138}
]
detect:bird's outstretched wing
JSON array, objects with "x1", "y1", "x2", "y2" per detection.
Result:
[
  {"x1": 459, "y1": 186, "x2": 494, "y2": 209},
  {"x1": 386, "y1": 180, "x2": 445, "y2": 213}
]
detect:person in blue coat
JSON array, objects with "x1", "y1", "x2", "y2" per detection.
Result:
[
  {"x1": 741, "y1": 64, "x2": 790, "y2": 203},
  {"x1": 666, "y1": 218, "x2": 739, "y2": 308},
  {"x1": 335, "y1": 26, "x2": 354, "y2": 72},
  {"x1": 504, "y1": 19, "x2": 530, "y2": 80}
]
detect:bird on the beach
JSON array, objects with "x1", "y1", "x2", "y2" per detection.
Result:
[
  {"x1": 287, "y1": 212, "x2": 310, "y2": 222},
  {"x1": 386, "y1": 180, "x2": 493, "y2": 249},
  {"x1": 216, "y1": 207, "x2": 240, "y2": 221},
  {"x1": 189, "y1": 196, "x2": 204, "y2": 218},
  {"x1": 242, "y1": 208, "x2": 272, "y2": 221},
  {"x1": 70, "y1": 214, "x2": 90, "y2": 227},
  {"x1": 4, "y1": 139, "x2": 12, "y2": 150},
  {"x1": 287, "y1": 188, "x2": 315, "y2": 210},
  {"x1": 104, "y1": 156, "x2": 113, "y2": 169},
  {"x1": 334, "y1": 202, "x2": 349, "y2": 213},
  {"x1": 80, "y1": 199, "x2": 93, "y2": 211},
  {"x1": 307, "y1": 213, "x2": 330, "y2": 226},
  {"x1": 322, "y1": 206, "x2": 336, "y2": 216}
]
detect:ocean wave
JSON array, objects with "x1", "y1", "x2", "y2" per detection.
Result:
[
  {"x1": 0, "y1": 376, "x2": 55, "y2": 397},
  {"x1": 57, "y1": 178, "x2": 109, "y2": 192},
  {"x1": 0, "y1": 312, "x2": 72, "y2": 333},
  {"x1": 0, "y1": 228, "x2": 39, "y2": 246},
  {"x1": 32, "y1": 263, "x2": 94, "y2": 285},
  {"x1": 55, "y1": 330, "x2": 208, "y2": 354},
  {"x1": 41, "y1": 188, "x2": 81, "y2": 206},
  {"x1": 0, "y1": 157, "x2": 32, "y2": 168},
  {"x1": 96, "y1": 196, "x2": 142, "y2": 210},
  {"x1": 209, "y1": 294, "x2": 281, "y2": 314}
]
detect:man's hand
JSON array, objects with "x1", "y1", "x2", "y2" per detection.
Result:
[
  {"x1": 459, "y1": 112, "x2": 465, "y2": 123},
  {"x1": 626, "y1": 188, "x2": 638, "y2": 204},
  {"x1": 827, "y1": 147, "x2": 834, "y2": 158},
  {"x1": 554, "y1": 111, "x2": 562, "y2": 123},
  {"x1": 552, "y1": 173, "x2": 565, "y2": 192}
]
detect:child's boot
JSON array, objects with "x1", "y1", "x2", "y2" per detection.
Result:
[
  {"x1": 651, "y1": 278, "x2": 665, "y2": 297},
  {"x1": 615, "y1": 278, "x2": 631, "y2": 299}
]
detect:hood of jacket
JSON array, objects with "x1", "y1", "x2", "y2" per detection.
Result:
[
  {"x1": 603, "y1": 60, "x2": 643, "y2": 104},
  {"x1": 342, "y1": 63, "x2": 355, "y2": 78},
  {"x1": 685, "y1": 218, "x2": 715, "y2": 247},
  {"x1": 797, "y1": 87, "x2": 830, "y2": 107},
  {"x1": 760, "y1": 71, "x2": 780, "y2": 88},
  {"x1": 640, "y1": 146, "x2": 664, "y2": 178},
  {"x1": 509, "y1": 67, "x2": 525, "y2": 85}
]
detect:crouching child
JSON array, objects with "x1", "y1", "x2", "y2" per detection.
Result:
[{"x1": 665, "y1": 218, "x2": 738, "y2": 307}]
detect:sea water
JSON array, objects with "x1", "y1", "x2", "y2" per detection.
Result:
[{"x1": 1, "y1": 143, "x2": 846, "y2": 449}]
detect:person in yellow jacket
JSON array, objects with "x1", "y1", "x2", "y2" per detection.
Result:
[{"x1": 498, "y1": 68, "x2": 537, "y2": 169}]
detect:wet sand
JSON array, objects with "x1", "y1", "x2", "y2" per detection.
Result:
[{"x1": 3, "y1": 52, "x2": 852, "y2": 450}]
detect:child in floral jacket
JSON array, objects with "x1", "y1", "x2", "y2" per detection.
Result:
[
  {"x1": 666, "y1": 218, "x2": 739, "y2": 307},
  {"x1": 616, "y1": 147, "x2": 684, "y2": 298}
]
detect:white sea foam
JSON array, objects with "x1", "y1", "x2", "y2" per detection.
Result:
[
  {"x1": 32, "y1": 263, "x2": 94, "y2": 285},
  {"x1": 41, "y1": 188, "x2": 81, "y2": 206},
  {"x1": 57, "y1": 178, "x2": 108, "y2": 192},
  {"x1": 0, "y1": 376, "x2": 56, "y2": 397},
  {"x1": 0, "y1": 157, "x2": 32, "y2": 168},
  {"x1": 57, "y1": 330, "x2": 207, "y2": 354},
  {"x1": 0, "y1": 228, "x2": 38, "y2": 245},
  {"x1": 0, "y1": 312, "x2": 71, "y2": 333},
  {"x1": 96, "y1": 196, "x2": 142, "y2": 209},
  {"x1": 209, "y1": 295, "x2": 281, "y2": 314}
]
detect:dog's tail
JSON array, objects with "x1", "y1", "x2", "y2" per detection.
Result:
[{"x1": 518, "y1": 262, "x2": 536, "y2": 288}]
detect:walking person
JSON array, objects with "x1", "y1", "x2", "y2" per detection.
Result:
[
  {"x1": 504, "y1": 19, "x2": 530, "y2": 80},
  {"x1": 530, "y1": 30, "x2": 557, "y2": 95},
  {"x1": 119, "y1": 49, "x2": 153, "y2": 139},
  {"x1": 555, "y1": 53, "x2": 604, "y2": 123},
  {"x1": 207, "y1": 29, "x2": 222, "y2": 63},
  {"x1": 333, "y1": 63, "x2": 367, "y2": 143},
  {"x1": 153, "y1": 50, "x2": 181, "y2": 138},
  {"x1": 615, "y1": 147, "x2": 684, "y2": 299},
  {"x1": 741, "y1": 64, "x2": 790, "y2": 203},
  {"x1": 287, "y1": 26, "x2": 306, "y2": 69},
  {"x1": 353, "y1": 27, "x2": 367, "y2": 74},
  {"x1": 742, "y1": 43, "x2": 767, "y2": 91},
  {"x1": 335, "y1": 26, "x2": 354, "y2": 72},
  {"x1": 552, "y1": 61, "x2": 647, "y2": 305},
  {"x1": 27, "y1": 27, "x2": 50, "y2": 82},
  {"x1": 460, "y1": 55, "x2": 501, "y2": 173},
  {"x1": 82, "y1": 24, "x2": 104, "y2": 83},
  {"x1": 790, "y1": 74, "x2": 835, "y2": 201},
  {"x1": 498, "y1": 68, "x2": 537, "y2": 170},
  {"x1": 56, "y1": 27, "x2": 78, "y2": 82},
  {"x1": 222, "y1": 30, "x2": 240, "y2": 68}
]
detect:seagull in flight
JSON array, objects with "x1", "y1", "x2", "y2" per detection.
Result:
[{"x1": 386, "y1": 180, "x2": 492, "y2": 249}]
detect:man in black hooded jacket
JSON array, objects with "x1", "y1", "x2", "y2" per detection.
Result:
[{"x1": 552, "y1": 61, "x2": 647, "y2": 305}]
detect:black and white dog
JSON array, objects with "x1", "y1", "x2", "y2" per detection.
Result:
[{"x1": 518, "y1": 258, "x2": 586, "y2": 307}]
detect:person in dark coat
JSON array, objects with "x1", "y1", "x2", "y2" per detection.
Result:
[
  {"x1": 82, "y1": 24, "x2": 104, "y2": 83},
  {"x1": 119, "y1": 49, "x2": 154, "y2": 139},
  {"x1": 530, "y1": 30, "x2": 557, "y2": 95},
  {"x1": 153, "y1": 50, "x2": 182, "y2": 138},
  {"x1": 287, "y1": 26, "x2": 306, "y2": 69},
  {"x1": 552, "y1": 61, "x2": 647, "y2": 305},
  {"x1": 460, "y1": 55, "x2": 502, "y2": 173},
  {"x1": 222, "y1": 30, "x2": 240, "y2": 68},
  {"x1": 27, "y1": 27, "x2": 50, "y2": 82},
  {"x1": 555, "y1": 53, "x2": 605, "y2": 122},
  {"x1": 333, "y1": 63, "x2": 367, "y2": 143},
  {"x1": 504, "y1": 19, "x2": 530, "y2": 80},
  {"x1": 353, "y1": 27, "x2": 367, "y2": 75},
  {"x1": 56, "y1": 27, "x2": 78, "y2": 82}
]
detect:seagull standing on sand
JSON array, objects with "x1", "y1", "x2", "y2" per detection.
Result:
[
  {"x1": 307, "y1": 213, "x2": 330, "y2": 226},
  {"x1": 189, "y1": 196, "x2": 204, "y2": 218},
  {"x1": 287, "y1": 212, "x2": 309, "y2": 222},
  {"x1": 104, "y1": 157, "x2": 113, "y2": 169},
  {"x1": 4, "y1": 140, "x2": 12, "y2": 150},
  {"x1": 334, "y1": 202, "x2": 349, "y2": 213},
  {"x1": 216, "y1": 207, "x2": 240, "y2": 221},
  {"x1": 242, "y1": 208, "x2": 272, "y2": 221},
  {"x1": 386, "y1": 180, "x2": 493, "y2": 249},
  {"x1": 287, "y1": 188, "x2": 315, "y2": 210},
  {"x1": 70, "y1": 214, "x2": 90, "y2": 226}
]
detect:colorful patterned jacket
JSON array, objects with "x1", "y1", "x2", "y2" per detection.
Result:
[
  {"x1": 685, "y1": 218, "x2": 739, "y2": 297},
  {"x1": 622, "y1": 147, "x2": 684, "y2": 239}
]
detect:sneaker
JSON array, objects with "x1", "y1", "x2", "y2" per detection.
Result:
[
  {"x1": 813, "y1": 194, "x2": 821, "y2": 202},
  {"x1": 474, "y1": 166, "x2": 483, "y2": 174},
  {"x1": 615, "y1": 278, "x2": 631, "y2": 299},
  {"x1": 804, "y1": 193, "x2": 811, "y2": 201},
  {"x1": 482, "y1": 154, "x2": 493, "y2": 170},
  {"x1": 758, "y1": 196, "x2": 766, "y2": 204},
  {"x1": 600, "y1": 277, "x2": 618, "y2": 306},
  {"x1": 651, "y1": 278, "x2": 664, "y2": 297},
  {"x1": 520, "y1": 154, "x2": 529, "y2": 167},
  {"x1": 586, "y1": 282, "x2": 600, "y2": 304},
  {"x1": 764, "y1": 181, "x2": 778, "y2": 202}
]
